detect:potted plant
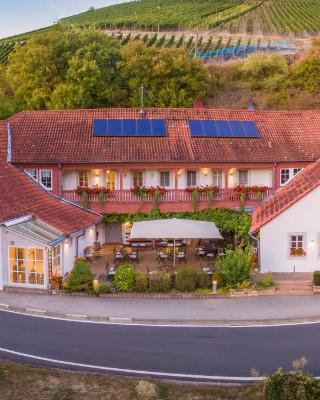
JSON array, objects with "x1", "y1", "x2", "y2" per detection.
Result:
[
  {"x1": 250, "y1": 185, "x2": 268, "y2": 201},
  {"x1": 49, "y1": 273, "x2": 64, "y2": 290},
  {"x1": 290, "y1": 247, "x2": 306, "y2": 257}
]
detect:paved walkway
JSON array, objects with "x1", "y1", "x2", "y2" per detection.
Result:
[{"x1": 1, "y1": 292, "x2": 320, "y2": 324}]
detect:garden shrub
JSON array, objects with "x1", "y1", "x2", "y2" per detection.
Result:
[
  {"x1": 67, "y1": 258, "x2": 93, "y2": 292},
  {"x1": 265, "y1": 369, "x2": 320, "y2": 400},
  {"x1": 96, "y1": 282, "x2": 112, "y2": 294},
  {"x1": 198, "y1": 272, "x2": 212, "y2": 289},
  {"x1": 149, "y1": 273, "x2": 172, "y2": 293},
  {"x1": 313, "y1": 271, "x2": 320, "y2": 286},
  {"x1": 215, "y1": 247, "x2": 252, "y2": 289},
  {"x1": 135, "y1": 272, "x2": 149, "y2": 292},
  {"x1": 114, "y1": 264, "x2": 135, "y2": 292},
  {"x1": 256, "y1": 272, "x2": 274, "y2": 289},
  {"x1": 175, "y1": 267, "x2": 198, "y2": 292}
]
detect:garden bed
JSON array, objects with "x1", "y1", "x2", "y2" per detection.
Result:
[{"x1": 229, "y1": 287, "x2": 276, "y2": 297}]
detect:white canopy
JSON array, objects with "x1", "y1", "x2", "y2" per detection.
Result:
[{"x1": 129, "y1": 218, "x2": 223, "y2": 240}]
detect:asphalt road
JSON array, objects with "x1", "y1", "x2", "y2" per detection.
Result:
[{"x1": 0, "y1": 310, "x2": 320, "y2": 381}]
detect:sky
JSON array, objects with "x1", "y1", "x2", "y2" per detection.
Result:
[{"x1": 0, "y1": 0, "x2": 127, "y2": 39}]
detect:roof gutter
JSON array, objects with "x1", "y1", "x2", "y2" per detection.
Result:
[{"x1": 6, "y1": 121, "x2": 12, "y2": 163}]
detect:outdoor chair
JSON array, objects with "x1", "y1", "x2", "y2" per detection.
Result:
[
  {"x1": 205, "y1": 251, "x2": 215, "y2": 261},
  {"x1": 196, "y1": 247, "x2": 206, "y2": 259},
  {"x1": 177, "y1": 251, "x2": 186, "y2": 264},
  {"x1": 114, "y1": 251, "x2": 124, "y2": 264},
  {"x1": 129, "y1": 251, "x2": 139, "y2": 264},
  {"x1": 147, "y1": 265, "x2": 157, "y2": 275}
]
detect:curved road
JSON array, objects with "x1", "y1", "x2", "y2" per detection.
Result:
[{"x1": 0, "y1": 310, "x2": 320, "y2": 381}]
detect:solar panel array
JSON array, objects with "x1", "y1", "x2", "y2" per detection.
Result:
[
  {"x1": 93, "y1": 119, "x2": 167, "y2": 137},
  {"x1": 189, "y1": 120, "x2": 260, "y2": 138}
]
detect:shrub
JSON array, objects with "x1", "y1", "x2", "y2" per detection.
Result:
[
  {"x1": 96, "y1": 282, "x2": 112, "y2": 294},
  {"x1": 114, "y1": 264, "x2": 135, "y2": 292},
  {"x1": 235, "y1": 279, "x2": 252, "y2": 289},
  {"x1": 239, "y1": 53, "x2": 289, "y2": 80},
  {"x1": 67, "y1": 258, "x2": 93, "y2": 292},
  {"x1": 265, "y1": 369, "x2": 320, "y2": 400},
  {"x1": 313, "y1": 271, "x2": 320, "y2": 286},
  {"x1": 215, "y1": 247, "x2": 252, "y2": 289},
  {"x1": 149, "y1": 273, "x2": 172, "y2": 293},
  {"x1": 256, "y1": 272, "x2": 274, "y2": 289},
  {"x1": 175, "y1": 267, "x2": 198, "y2": 292},
  {"x1": 135, "y1": 272, "x2": 149, "y2": 292},
  {"x1": 198, "y1": 272, "x2": 212, "y2": 289}
]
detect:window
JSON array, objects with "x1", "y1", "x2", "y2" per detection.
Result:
[
  {"x1": 132, "y1": 171, "x2": 144, "y2": 187},
  {"x1": 160, "y1": 171, "x2": 170, "y2": 187},
  {"x1": 106, "y1": 170, "x2": 116, "y2": 190},
  {"x1": 40, "y1": 170, "x2": 52, "y2": 190},
  {"x1": 9, "y1": 247, "x2": 44, "y2": 286},
  {"x1": 238, "y1": 169, "x2": 249, "y2": 185},
  {"x1": 25, "y1": 169, "x2": 37, "y2": 181},
  {"x1": 280, "y1": 169, "x2": 290, "y2": 185},
  {"x1": 79, "y1": 171, "x2": 90, "y2": 187},
  {"x1": 187, "y1": 171, "x2": 197, "y2": 187},
  {"x1": 212, "y1": 170, "x2": 223, "y2": 188},
  {"x1": 52, "y1": 245, "x2": 61, "y2": 276},
  {"x1": 289, "y1": 234, "x2": 306, "y2": 257},
  {"x1": 281, "y1": 168, "x2": 303, "y2": 186}
]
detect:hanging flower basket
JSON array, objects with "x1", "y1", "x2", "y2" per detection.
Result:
[{"x1": 49, "y1": 273, "x2": 64, "y2": 290}]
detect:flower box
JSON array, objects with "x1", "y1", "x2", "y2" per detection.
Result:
[{"x1": 290, "y1": 248, "x2": 307, "y2": 257}]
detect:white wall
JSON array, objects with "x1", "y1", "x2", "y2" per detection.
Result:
[{"x1": 260, "y1": 186, "x2": 320, "y2": 272}]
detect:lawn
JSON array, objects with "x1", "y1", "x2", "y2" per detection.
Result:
[{"x1": 0, "y1": 360, "x2": 265, "y2": 399}]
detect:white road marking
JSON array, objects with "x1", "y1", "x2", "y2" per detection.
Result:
[
  {"x1": 0, "y1": 346, "x2": 265, "y2": 381},
  {"x1": 26, "y1": 309, "x2": 45, "y2": 313},
  {"x1": 65, "y1": 314, "x2": 88, "y2": 318},
  {"x1": 1, "y1": 307, "x2": 320, "y2": 329}
]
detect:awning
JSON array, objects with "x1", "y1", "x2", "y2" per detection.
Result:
[
  {"x1": 6, "y1": 218, "x2": 65, "y2": 246},
  {"x1": 129, "y1": 218, "x2": 223, "y2": 240}
]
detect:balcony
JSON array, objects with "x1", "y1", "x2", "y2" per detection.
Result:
[{"x1": 61, "y1": 188, "x2": 273, "y2": 214}]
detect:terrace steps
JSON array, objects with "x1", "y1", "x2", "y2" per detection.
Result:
[{"x1": 275, "y1": 280, "x2": 313, "y2": 296}]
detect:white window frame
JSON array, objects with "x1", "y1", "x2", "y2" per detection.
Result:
[
  {"x1": 159, "y1": 171, "x2": 171, "y2": 188},
  {"x1": 8, "y1": 246, "x2": 45, "y2": 287},
  {"x1": 132, "y1": 170, "x2": 144, "y2": 187},
  {"x1": 288, "y1": 233, "x2": 307, "y2": 258},
  {"x1": 25, "y1": 169, "x2": 38, "y2": 181},
  {"x1": 280, "y1": 168, "x2": 303, "y2": 186},
  {"x1": 212, "y1": 170, "x2": 223, "y2": 188},
  {"x1": 78, "y1": 171, "x2": 90, "y2": 187},
  {"x1": 238, "y1": 169, "x2": 249, "y2": 186},
  {"x1": 186, "y1": 170, "x2": 197, "y2": 187},
  {"x1": 40, "y1": 169, "x2": 53, "y2": 190}
]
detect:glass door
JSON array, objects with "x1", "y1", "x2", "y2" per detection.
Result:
[{"x1": 106, "y1": 170, "x2": 116, "y2": 190}]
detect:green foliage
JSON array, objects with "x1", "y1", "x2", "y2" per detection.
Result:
[
  {"x1": 215, "y1": 247, "x2": 252, "y2": 289},
  {"x1": 120, "y1": 41, "x2": 209, "y2": 108},
  {"x1": 96, "y1": 282, "x2": 113, "y2": 294},
  {"x1": 198, "y1": 272, "x2": 212, "y2": 289},
  {"x1": 239, "y1": 53, "x2": 289, "y2": 81},
  {"x1": 292, "y1": 44, "x2": 320, "y2": 93},
  {"x1": 114, "y1": 264, "x2": 135, "y2": 292},
  {"x1": 5, "y1": 28, "x2": 124, "y2": 111},
  {"x1": 67, "y1": 258, "x2": 93, "y2": 292},
  {"x1": 265, "y1": 369, "x2": 320, "y2": 400},
  {"x1": 313, "y1": 271, "x2": 320, "y2": 286},
  {"x1": 149, "y1": 272, "x2": 172, "y2": 292},
  {"x1": 103, "y1": 208, "x2": 251, "y2": 243},
  {"x1": 135, "y1": 272, "x2": 149, "y2": 292},
  {"x1": 176, "y1": 267, "x2": 198, "y2": 292},
  {"x1": 256, "y1": 272, "x2": 274, "y2": 289}
]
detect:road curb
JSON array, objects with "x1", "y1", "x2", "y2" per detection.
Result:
[{"x1": 2, "y1": 304, "x2": 320, "y2": 326}]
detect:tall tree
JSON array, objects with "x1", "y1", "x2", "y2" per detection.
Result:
[
  {"x1": 292, "y1": 41, "x2": 320, "y2": 93},
  {"x1": 120, "y1": 41, "x2": 209, "y2": 108},
  {"x1": 5, "y1": 27, "x2": 124, "y2": 110}
]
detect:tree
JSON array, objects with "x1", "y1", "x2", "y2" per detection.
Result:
[
  {"x1": 292, "y1": 42, "x2": 320, "y2": 93},
  {"x1": 120, "y1": 41, "x2": 209, "y2": 107},
  {"x1": 0, "y1": 67, "x2": 15, "y2": 118},
  {"x1": 5, "y1": 27, "x2": 124, "y2": 110}
]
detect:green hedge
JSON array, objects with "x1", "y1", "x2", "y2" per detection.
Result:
[
  {"x1": 175, "y1": 267, "x2": 198, "y2": 292},
  {"x1": 67, "y1": 258, "x2": 93, "y2": 292},
  {"x1": 115, "y1": 264, "x2": 135, "y2": 292},
  {"x1": 103, "y1": 207, "x2": 251, "y2": 243},
  {"x1": 313, "y1": 271, "x2": 320, "y2": 286}
]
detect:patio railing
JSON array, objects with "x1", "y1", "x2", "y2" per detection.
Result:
[{"x1": 61, "y1": 188, "x2": 273, "y2": 212}]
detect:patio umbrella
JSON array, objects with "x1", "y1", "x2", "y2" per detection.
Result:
[{"x1": 129, "y1": 218, "x2": 223, "y2": 266}]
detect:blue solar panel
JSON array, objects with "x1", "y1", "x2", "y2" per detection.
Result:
[
  {"x1": 92, "y1": 119, "x2": 167, "y2": 137},
  {"x1": 93, "y1": 120, "x2": 108, "y2": 136},
  {"x1": 108, "y1": 120, "x2": 122, "y2": 136},
  {"x1": 123, "y1": 119, "x2": 137, "y2": 136},
  {"x1": 151, "y1": 119, "x2": 167, "y2": 136},
  {"x1": 189, "y1": 120, "x2": 260, "y2": 138},
  {"x1": 216, "y1": 121, "x2": 232, "y2": 137},
  {"x1": 189, "y1": 120, "x2": 204, "y2": 136},
  {"x1": 244, "y1": 121, "x2": 260, "y2": 137}
]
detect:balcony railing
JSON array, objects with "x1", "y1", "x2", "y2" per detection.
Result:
[{"x1": 61, "y1": 188, "x2": 273, "y2": 213}]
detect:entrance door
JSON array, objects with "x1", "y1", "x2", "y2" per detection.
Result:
[
  {"x1": 105, "y1": 223, "x2": 122, "y2": 243},
  {"x1": 106, "y1": 170, "x2": 116, "y2": 190}
]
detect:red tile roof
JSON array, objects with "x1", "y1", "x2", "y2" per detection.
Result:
[
  {"x1": 0, "y1": 121, "x2": 101, "y2": 235},
  {"x1": 9, "y1": 108, "x2": 320, "y2": 163},
  {"x1": 251, "y1": 160, "x2": 320, "y2": 233}
]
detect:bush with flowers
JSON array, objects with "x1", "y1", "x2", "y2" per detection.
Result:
[
  {"x1": 233, "y1": 185, "x2": 269, "y2": 204},
  {"x1": 75, "y1": 185, "x2": 112, "y2": 208},
  {"x1": 49, "y1": 273, "x2": 64, "y2": 289},
  {"x1": 185, "y1": 185, "x2": 220, "y2": 210},
  {"x1": 131, "y1": 186, "x2": 167, "y2": 210},
  {"x1": 290, "y1": 247, "x2": 306, "y2": 257}
]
